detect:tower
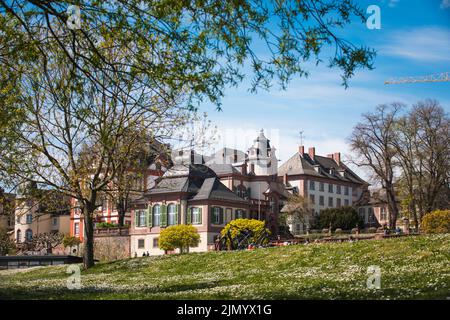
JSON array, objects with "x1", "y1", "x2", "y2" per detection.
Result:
[{"x1": 247, "y1": 129, "x2": 278, "y2": 176}]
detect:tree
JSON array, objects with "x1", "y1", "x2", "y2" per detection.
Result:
[
  {"x1": 349, "y1": 103, "x2": 403, "y2": 229},
  {"x1": 159, "y1": 224, "x2": 200, "y2": 254},
  {"x1": 0, "y1": 227, "x2": 15, "y2": 255},
  {"x1": 314, "y1": 207, "x2": 363, "y2": 231},
  {"x1": 280, "y1": 194, "x2": 313, "y2": 234},
  {"x1": 1, "y1": 1, "x2": 375, "y2": 268},
  {"x1": 25, "y1": 232, "x2": 65, "y2": 254},
  {"x1": 62, "y1": 235, "x2": 81, "y2": 255},
  {"x1": 421, "y1": 210, "x2": 450, "y2": 234},
  {"x1": 393, "y1": 100, "x2": 450, "y2": 230}
]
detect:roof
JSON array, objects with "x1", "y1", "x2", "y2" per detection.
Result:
[
  {"x1": 263, "y1": 181, "x2": 292, "y2": 199},
  {"x1": 143, "y1": 164, "x2": 247, "y2": 204},
  {"x1": 191, "y1": 178, "x2": 248, "y2": 203},
  {"x1": 207, "y1": 163, "x2": 242, "y2": 176},
  {"x1": 278, "y1": 152, "x2": 367, "y2": 185}
]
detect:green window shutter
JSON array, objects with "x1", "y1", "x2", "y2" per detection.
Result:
[
  {"x1": 175, "y1": 204, "x2": 179, "y2": 224},
  {"x1": 147, "y1": 205, "x2": 152, "y2": 227},
  {"x1": 219, "y1": 207, "x2": 224, "y2": 225},
  {"x1": 210, "y1": 207, "x2": 215, "y2": 224},
  {"x1": 186, "y1": 207, "x2": 192, "y2": 224},
  {"x1": 134, "y1": 210, "x2": 139, "y2": 227},
  {"x1": 161, "y1": 204, "x2": 167, "y2": 227},
  {"x1": 198, "y1": 207, "x2": 202, "y2": 224}
]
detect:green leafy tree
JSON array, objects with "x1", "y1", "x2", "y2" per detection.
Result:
[
  {"x1": 314, "y1": 207, "x2": 364, "y2": 231},
  {"x1": 159, "y1": 224, "x2": 200, "y2": 253},
  {"x1": 1, "y1": 1, "x2": 375, "y2": 268}
]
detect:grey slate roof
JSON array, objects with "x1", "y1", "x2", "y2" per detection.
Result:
[
  {"x1": 278, "y1": 152, "x2": 367, "y2": 185},
  {"x1": 207, "y1": 163, "x2": 242, "y2": 176},
  {"x1": 191, "y1": 177, "x2": 248, "y2": 203},
  {"x1": 143, "y1": 164, "x2": 247, "y2": 203}
]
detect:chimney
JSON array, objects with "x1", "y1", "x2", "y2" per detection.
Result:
[
  {"x1": 283, "y1": 173, "x2": 288, "y2": 185},
  {"x1": 299, "y1": 145, "x2": 304, "y2": 155},
  {"x1": 242, "y1": 161, "x2": 248, "y2": 175},
  {"x1": 333, "y1": 152, "x2": 341, "y2": 164},
  {"x1": 308, "y1": 147, "x2": 315, "y2": 159}
]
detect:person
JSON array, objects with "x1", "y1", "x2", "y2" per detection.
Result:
[
  {"x1": 134, "y1": 252, "x2": 137, "y2": 258},
  {"x1": 146, "y1": 251, "x2": 150, "y2": 256}
]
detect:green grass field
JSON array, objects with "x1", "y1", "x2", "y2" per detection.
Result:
[{"x1": 1, "y1": 234, "x2": 449, "y2": 300}]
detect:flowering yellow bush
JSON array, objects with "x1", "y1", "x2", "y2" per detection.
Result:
[
  {"x1": 221, "y1": 219, "x2": 270, "y2": 245},
  {"x1": 159, "y1": 224, "x2": 200, "y2": 253},
  {"x1": 421, "y1": 210, "x2": 450, "y2": 234}
]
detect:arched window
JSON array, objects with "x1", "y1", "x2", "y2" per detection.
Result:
[
  {"x1": 167, "y1": 204, "x2": 177, "y2": 225},
  {"x1": 153, "y1": 205, "x2": 161, "y2": 226},
  {"x1": 16, "y1": 229, "x2": 22, "y2": 243},
  {"x1": 25, "y1": 229, "x2": 33, "y2": 242}
]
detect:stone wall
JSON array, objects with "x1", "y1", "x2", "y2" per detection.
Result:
[{"x1": 94, "y1": 235, "x2": 130, "y2": 262}]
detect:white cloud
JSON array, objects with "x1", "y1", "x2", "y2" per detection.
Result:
[
  {"x1": 381, "y1": 27, "x2": 450, "y2": 62},
  {"x1": 441, "y1": 0, "x2": 450, "y2": 9}
]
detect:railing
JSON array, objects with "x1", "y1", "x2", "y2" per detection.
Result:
[{"x1": 93, "y1": 227, "x2": 129, "y2": 236}]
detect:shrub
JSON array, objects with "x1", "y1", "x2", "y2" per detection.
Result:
[
  {"x1": 159, "y1": 224, "x2": 200, "y2": 253},
  {"x1": 221, "y1": 219, "x2": 270, "y2": 245},
  {"x1": 62, "y1": 235, "x2": 81, "y2": 248},
  {"x1": 0, "y1": 228, "x2": 16, "y2": 255},
  {"x1": 314, "y1": 206, "x2": 364, "y2": 231},
  {"x1": 96, "y1": 222, "x2": 119, "y2": 229},
  {"x1": 421, "y1": 210, "x2": 450, "y2": 234},
  {"x1": 334, "y1": 228, "x2": 343, "y2": 234}
]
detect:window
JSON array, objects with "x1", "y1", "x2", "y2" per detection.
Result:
[
  {"x1": 336, "y1": 198, "x2": 341, "y2": 208},
  {"x1": 309, "y1": 194, "x2": 315, "y2": 204},
  {"x1": 328, "y1": 184, "x2": 333, "y2": 193},
  {"x1": 25, "y1": 229, "x2": 33, "y2": 242},
  {"x1": 191, "y1": 207, "x2": 202, "y2": 225},
  {"x1": 167, "y1": 204, "x2": 177, "y2": 225},
  {"x1": 336, "y1": 185, "x2": 341, "y2": 194},
  {"x1": 153, "y1": 205, "x2": 161, "y2": 226},
  {"x1": 344, "y1": 199, "x2": 349, "y2": 206},
  {"x1": 26, "y1": 214, "x2": 32, "y2": 224},
  {"x1": 344, "y1": 186, "x2": 349, "y2": 195},
  {"x1": 52, "y1": 217, "x2": 58, "y2": 226},
  {"x1": 380, "y1": 207, "x2": 387, "y2": 221},
  {"x1": 138, "y1": 239, "x2": 145, "y2": 249},
  {"x1": 153, "y1": 238, "x2": 159, "y2": 248},
  {"x1": 212, "y1": 207, "x2": 222, "y2": 225},
  {"x1": 226, "y1": 208, "x2": 232, "y2": 223},
  {"x1": 135, "y1": 210, "x2": 146, "y2": 227},
  {"x1": 309, "y1": 181, "x2": 315, "y2": 190},
  {"x1": 235, "y1": 209, "x2": 245, "y2": 219},
  {"x1": 328, "y1": 197, "x2": 333, "y2": 207},
  {"x1": 74, "y1": 223, "x2": 79, "y2": 236},
  {"x1": 319, "y1": 196, "x2": 324, "y2": 206},
  {"x1": 319, "y1": 182, "x2": 324, "y2": 192},
  {"x1": 16, "y1": 229, "x2": 21, "y2": 243}
]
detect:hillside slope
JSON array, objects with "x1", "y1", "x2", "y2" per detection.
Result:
[{"x1": 1, "y1": 234, "x2": 449, "y2": 299}]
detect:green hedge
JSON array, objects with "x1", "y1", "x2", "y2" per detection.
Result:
[{"x1": 313, "y1": 206, "x2": 364, "y2": 231}]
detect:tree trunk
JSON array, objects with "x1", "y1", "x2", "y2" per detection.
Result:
[
  {"x1": 117, "y1": 205, "x2": 125, "y2": 227},
  {"x1": 83, "y1": 206, "x2": 95, "y2": 269},
  {"x1": 386, "y1": 184, "x2": 399, "y2": 229}
]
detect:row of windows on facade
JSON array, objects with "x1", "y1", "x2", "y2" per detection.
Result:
[
  {"x1": 18, "y1": 214, "x2": 59, "y2": 226},
  {"x1": 309, "y1": 195, "x2": 350, "y2": 207},
  {"x1": 309, "y1": 181, "x2": 351, "y2": 195},
  {"x1": 135, "y1": 204, "x2": 247, "y2": 227},
  {"x1": 137, "y1": 237, "x2": 160, "y2": 250}
]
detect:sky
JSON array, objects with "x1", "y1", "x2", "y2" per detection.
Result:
[{"x1": 196, "y1": 0, "x2": 450, "y2": 181}]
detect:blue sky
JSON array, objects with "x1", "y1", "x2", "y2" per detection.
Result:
[{"x1": 197, "y1": 0, "x2": 450, "y2": 180}]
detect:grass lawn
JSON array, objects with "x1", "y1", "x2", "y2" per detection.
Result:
[{"x1": 0, "y1": 234, "x2": 449, "y2": 300}]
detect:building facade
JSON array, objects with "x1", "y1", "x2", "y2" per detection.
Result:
[{"x1": 278, "y1": 146, "x2": 369, "y2": 235}]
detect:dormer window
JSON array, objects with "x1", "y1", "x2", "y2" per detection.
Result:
[
  {"x1": 314, "y1": 165, "x2": 321, "y2": 173},
  {"x1": 329, "y1": 168, "x2": 335, "y2": 175}
]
